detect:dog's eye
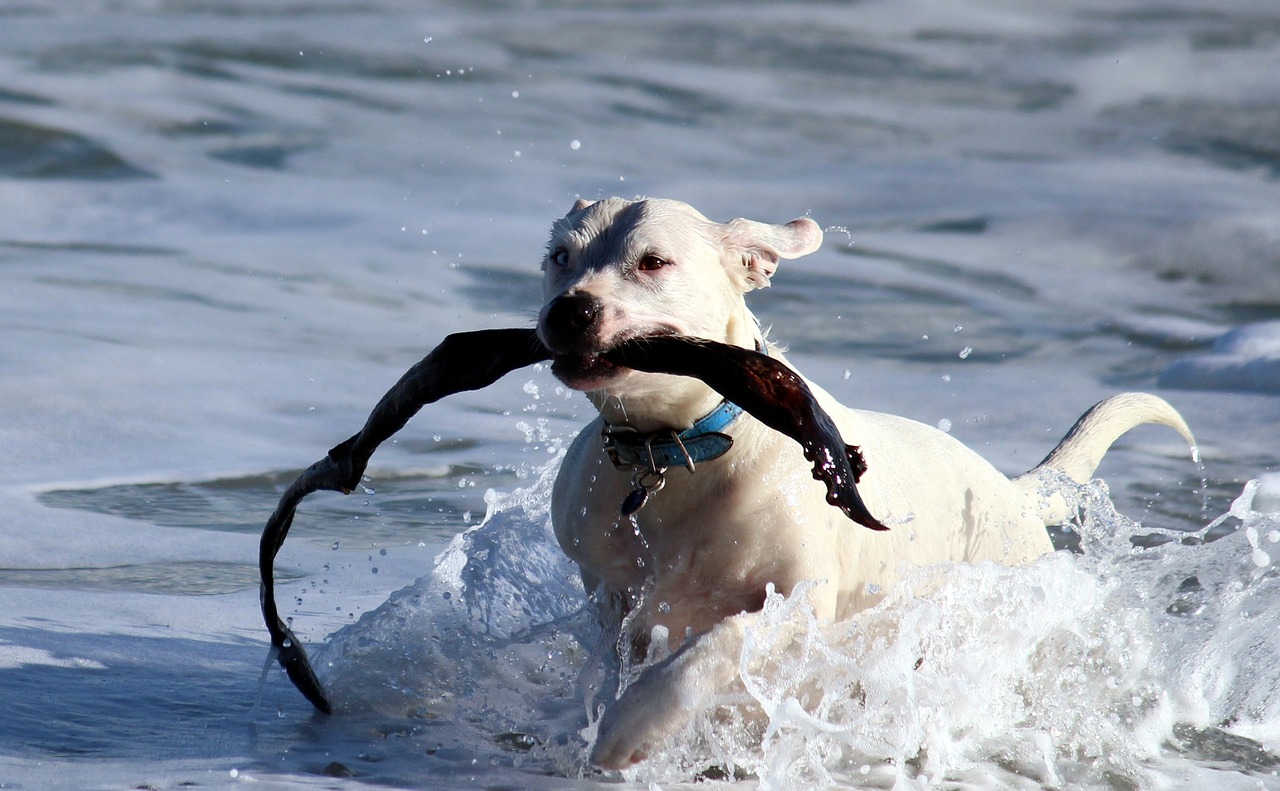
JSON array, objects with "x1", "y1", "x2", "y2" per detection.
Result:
[
  {"x1": 637, "y1": 255, "x2": 668, "y2": 272},
  {"x1": 550, "y1": 248, "x2": 570, "y2": 267}
]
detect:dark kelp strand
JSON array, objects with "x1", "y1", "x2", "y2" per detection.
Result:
[{"x1": 259, "y1": 330, "x2": 883, "y2": 713}]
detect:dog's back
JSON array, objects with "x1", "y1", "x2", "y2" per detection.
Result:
[{"x1": 809, "y1": 378, "x2": 1195, "y2": 615}]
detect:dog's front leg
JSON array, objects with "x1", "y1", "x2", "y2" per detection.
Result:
[{"x1": 589, "y1": 611, "x2": 755, "y2": 769}]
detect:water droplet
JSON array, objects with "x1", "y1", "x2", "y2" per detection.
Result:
[
  {"x1": 937, "y1": 418, "x2": 952, "y2": 433},
  {"x1": 570, "y1": 139, "x2": 581, "y2": 150}
]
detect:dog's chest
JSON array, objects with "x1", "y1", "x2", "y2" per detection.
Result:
[
  {"x1": 556, "y1": 458, "x2": 787, "y2": 601},
  {"x1": 571, "y1": 506, "x2": 779, "y2": 643}
]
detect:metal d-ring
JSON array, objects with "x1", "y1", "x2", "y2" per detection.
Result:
[
  {"x1": 632, "y1": 466, "x2": 667, "y2": 493},
  {"x1": 621, "y1": 465, "x2": 667, "y2": 516},
  {"x1": 667, "y1": 430, "x2": 695, "y2": 473}
]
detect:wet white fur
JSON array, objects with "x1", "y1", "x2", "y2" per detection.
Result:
[{"x1": 536, "y1": 197, "x2": 1195, "y2": 769}]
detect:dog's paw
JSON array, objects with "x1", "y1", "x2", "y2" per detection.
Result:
[
  {"x1": 589, "y1": 665, "x2": 695, "y2": 770},
  {"x1": 589, "y1": 690, "x2": 684, "y2": 769},
  {"x1": 589, "y1": 723, "x2": 652, "y2": 770},
  {"x1": 588, "y1": 616, "x2": 751, "y2": 769}
]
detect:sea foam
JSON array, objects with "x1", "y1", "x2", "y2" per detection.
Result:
[{"x1": 305, "y1": 461, "x2": 1280, "y2": 790}]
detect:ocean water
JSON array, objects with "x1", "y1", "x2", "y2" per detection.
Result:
[{"x1": 2, "y1": 0, "x2": 1280, "y2": 789}]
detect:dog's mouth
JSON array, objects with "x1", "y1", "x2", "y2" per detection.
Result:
[
  {"x1": 549, "y1": 329, "x2": 680, "y2": 390},
  {"x1": 550, "y1": 352, "x2": 619, "y2": 389}
]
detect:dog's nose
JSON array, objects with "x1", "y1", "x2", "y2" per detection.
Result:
[{"x1": 542, "y1": 292, "x2": 603, "y2": 351}]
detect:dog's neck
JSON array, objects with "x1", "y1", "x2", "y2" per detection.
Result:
[
  {"x1": 600, "y1": 397, "x2": 743, "y2": 477},
  {"x1": 591, "y1": 310, "x2": 765, "y2": 517},
  {"x1": 591, "y1": 308, "x2": 765, "y2": 434}
]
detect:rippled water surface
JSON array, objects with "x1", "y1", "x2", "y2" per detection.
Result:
[{"x1": 2, "y1": 1, "x2": 1280, "y2": 789}]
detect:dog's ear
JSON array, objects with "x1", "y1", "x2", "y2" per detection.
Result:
[
  {"x1": 545, "y1": 200, "x2": 598, "y2": 270},
  {"x1": 720, "y1": 217, "x2": 823, "y2": 290}
]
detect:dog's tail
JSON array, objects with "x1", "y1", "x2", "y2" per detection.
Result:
[{"x1": 1012, "y1": 393, "x2": 1196, "y2": 525}]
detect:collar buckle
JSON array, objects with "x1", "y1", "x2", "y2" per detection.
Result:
[
  {"x1": 601, "y1": 400, "x2": 741, "y2": 474},
  {"x1": 600, "y1": 333, "x2": 762, "y2": 515}
]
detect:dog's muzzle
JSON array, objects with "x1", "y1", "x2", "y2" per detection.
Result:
[
  {"x1": 541, "y1": 292, "x2": 619, "y2": 388},
  {"x1": 541, "y1": 292, "x2": 603, "y2": 353}
]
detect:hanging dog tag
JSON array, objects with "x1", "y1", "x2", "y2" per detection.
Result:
[
  {"x1": 620, "y1": 487, "x2": 650, "y2": 516},
  {"x1": 621, "y1": 468, "x2": 666, "y2": 516}
]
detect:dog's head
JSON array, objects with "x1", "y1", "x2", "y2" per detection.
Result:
[{"x1": 537, "y1": 197, "x2": 822, "y2": 407}]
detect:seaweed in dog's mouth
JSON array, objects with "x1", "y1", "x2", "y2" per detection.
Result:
[
  {"x1": 549, "y1": 329, "x2": 681, "y2": 385},
  {"x1": 549, "y1": 352, "x2": 616, "y2": 385},
  {"x1": 259, "y1": 327, "x2": 885, "y2": 715}
]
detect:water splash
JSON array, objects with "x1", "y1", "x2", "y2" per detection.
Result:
[
  {"x1": 306, "y1": 461, "x2": 1280, "y2": 789},
  {"x1": 624, "y1": 477, "x2": 1280, "y2": 789}
]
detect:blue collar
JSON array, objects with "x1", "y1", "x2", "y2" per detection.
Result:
[
  {"x1": 602, "y1": 334, "x2": 766, "y2": 474},
  {"x1": 602, "y1": 398, "x2": 743, "y2": 472}
]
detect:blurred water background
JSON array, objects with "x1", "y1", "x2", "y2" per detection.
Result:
[{"x1": 2, "y1": 1, "x2": 1280, "y2": 789}]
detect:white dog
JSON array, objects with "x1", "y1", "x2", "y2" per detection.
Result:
[{"x1": 535, "y1": 197, "x2": 1194, "y2": 769}]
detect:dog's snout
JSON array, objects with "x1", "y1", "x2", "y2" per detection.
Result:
[{"x1": 543, "y1": 292, "x2": 603, "y2": 350}]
